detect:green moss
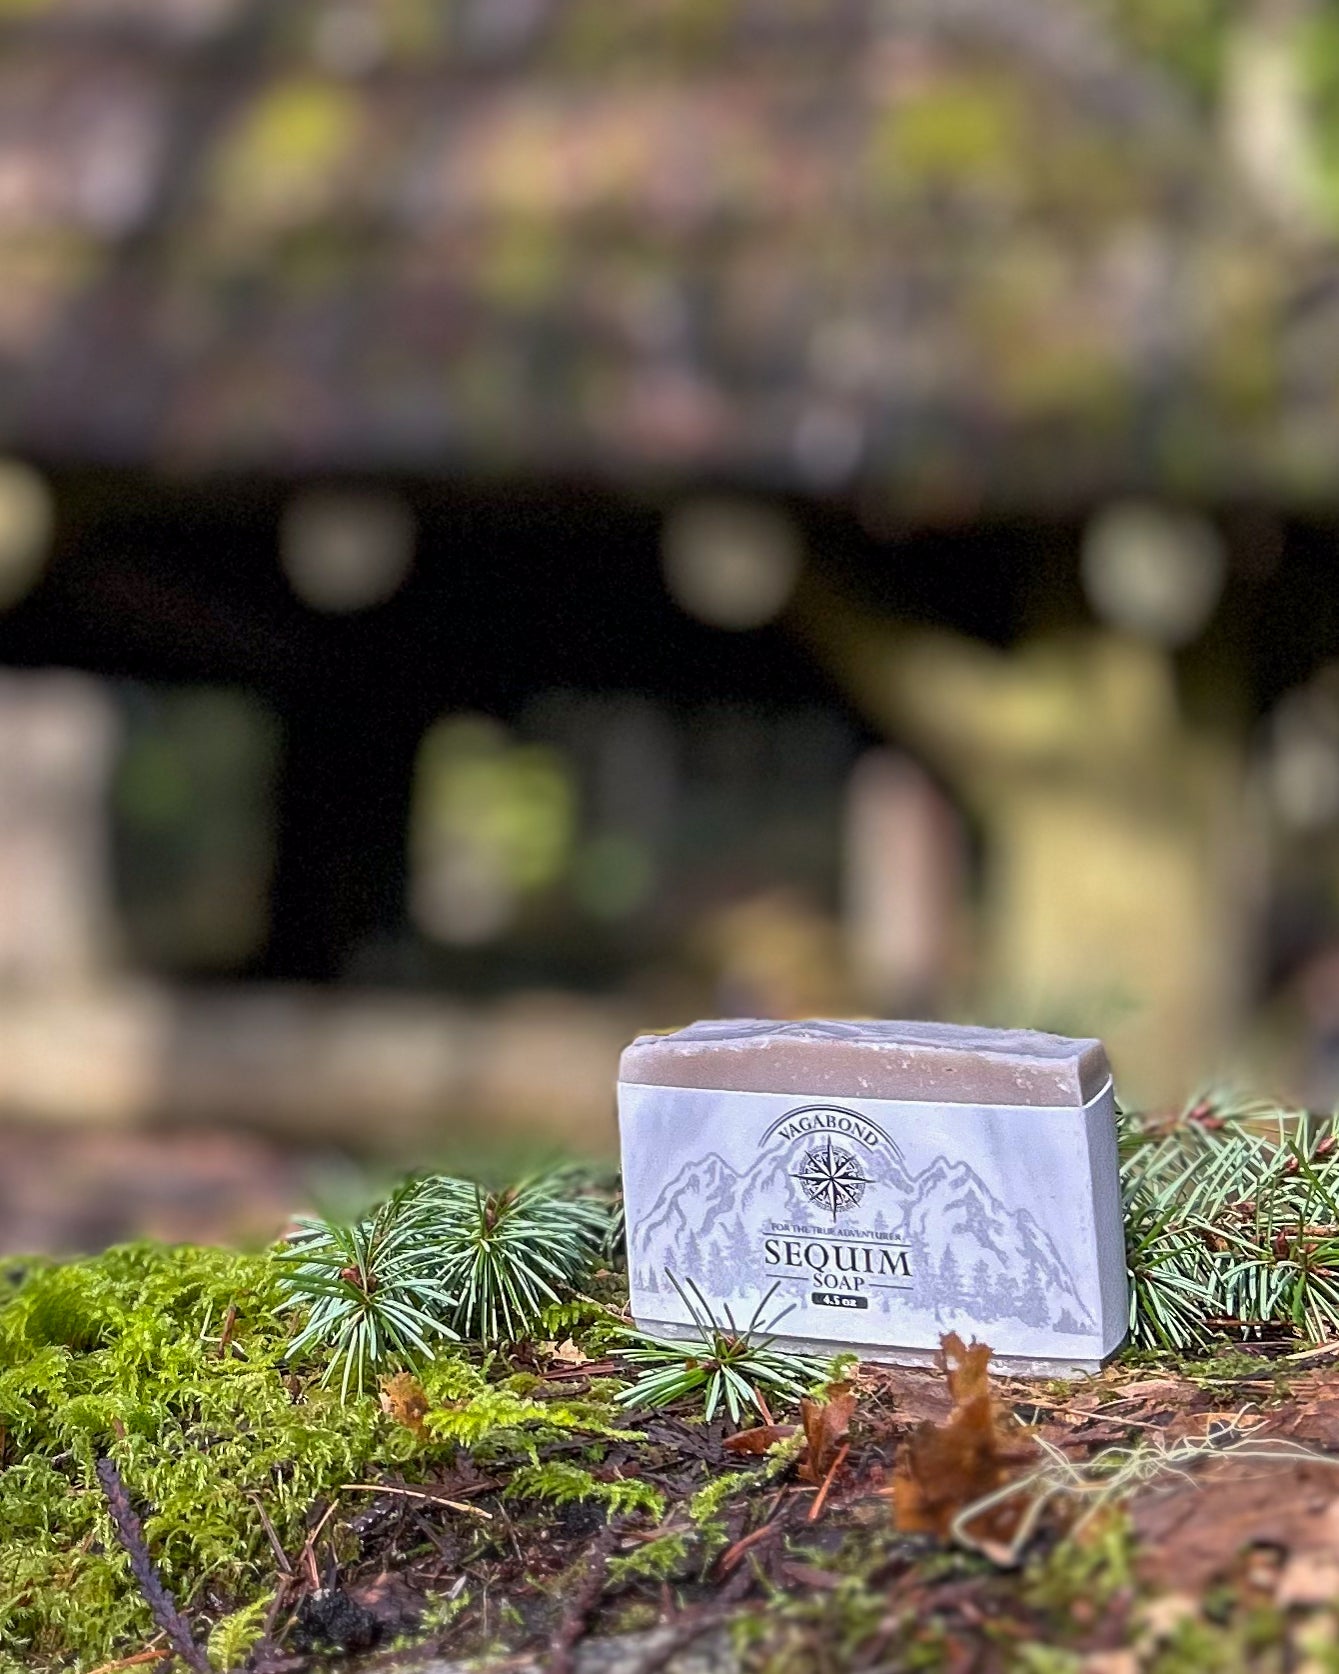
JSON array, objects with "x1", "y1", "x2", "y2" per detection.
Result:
[
  {"x1": 733, "y1": 1579, "x2": 928, "y2": 1674},
  {"x1": 869, "y1": 78, "x2": 1027, "y2": 194},
  {"x1": 0, "y1": 1241, "x2": 632, "y2": 1672},
  {"x1": 535, "y1": 1295, "x2": 626, "y2": 1356},
  {"x1": 1010, "y1": 1649, "x2": 1084, "y2": 1673},
  {"x1": 687, "y1": 1467, "x2": 761, "y2": 1530},
  {"x1": 419, "y1": 1358, "x2": 638, "y2": 1463},
  {"x1": 535, "y1": 1298, "x2": 604, "y2": 1338},
  {"x1": 606, "y1": 1531, "x2": 692, "y2": 1586},
  {"x1": 685, "y1": 1435, "x2": 808, "y2": 1562},
  {"x1": 506, "y1": 1460, "x2": 664, "y2": 1522},
  {"x1": 0, "y1": 1245, "x2": 382, "y2": 1667},
  {"x1": 1022, "y1": 1512, "x2": 1135, "y2": 1620},
  {"x1": 1150, "y1": 1608, "x2": 1290, "y2": 1674},
  {"x1": 206, "y1": 1594, "x2": 273, "y2": 1671}
]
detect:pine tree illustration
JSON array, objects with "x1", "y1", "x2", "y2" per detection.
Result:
[
  {"x1": 935, "y1": 1246, "x2": 966, "y2": 1313},
  {"x1": 704, "y1": 1239, "x2": 735, "y2": 1296},
  {"x1": 970, "y1": 1259, "x2": 997, "y2": 1320},
  {"x1": 1018, "y1": 1259, "x2": 1051, "y2": 1328},
  {"x1": 992, "y1": 1271, "x2": 1022, "y2": 1322}
]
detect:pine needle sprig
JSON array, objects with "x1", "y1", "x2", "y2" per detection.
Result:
[
  {"x1": 1122, "y1": 1099, "x2": 1339, "y2": 1351},
  {"x1": 422, "y1": 1175, "x2": 610, "y2": 1343},
  {"x1": 614, "y1": 1275, "x2": 830, "y2": 1422},
  {"x1": 275, "y1": 1180, "x2": 459, "y2": 1400},
  {"x1": 276, "y1": 1172, "x2": 613, "y2": 1390}
]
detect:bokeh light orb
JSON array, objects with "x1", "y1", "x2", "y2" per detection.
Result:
[
  {"x1": 1080, "y1": 501, "x2": 1226, "y2": 648},
  {"x1": 0, "y1": 459, "x2": 54, "y2": 609},
  {"x1": 280, "y1": 488, "x2": 416, "y2": 613},
  {"x1": 1267, "y1": 672, "x2": 1339, "y2": 831},
  {"x1": 660, "y1": 499, "x2": 802, "y2": 631}
]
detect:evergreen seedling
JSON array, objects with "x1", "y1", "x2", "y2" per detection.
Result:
[
  {"x1": 614, "y1": 1275, "x2": 830, "y2": 1421},
  {"x1": 277, "y1": 1172, "x2": 612, "y2": 1390},
  {"x1": 276, "y1": 1181, "x2": 459, "y2": 1399},
  {"x1": 422, "y1": 1174, "x2": 611, "y2": 1343}
]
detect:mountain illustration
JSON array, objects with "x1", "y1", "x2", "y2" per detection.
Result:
[{"x1": 631, "y1": 1141, "x2": 1092, "y2": 1334}]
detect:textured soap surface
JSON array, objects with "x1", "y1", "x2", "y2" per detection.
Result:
[
  {"x1": 618, "y1": 1018, "x2": 1127, "y2": 1373},
  {"x1": 619, "y1": 1018, "x2": 1111, "y2": 1108}
]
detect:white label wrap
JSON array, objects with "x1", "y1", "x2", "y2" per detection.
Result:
[{"x1": 618, "y1": 1079, "x2": 1128, "y2": 1367}]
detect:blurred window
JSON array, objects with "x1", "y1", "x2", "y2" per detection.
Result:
[
  {"x1": 111, "y1": 686, "x2": 279, "y2": 972},
  {"x1": 0, "y1": 460, "x2": 53, "y2": 611},
  {"x1": 409, "y1": 715, "x2": 575, "y2": 946},
  {"x1": 406, "y1": 694, "x2": 859, "y2": 990}
]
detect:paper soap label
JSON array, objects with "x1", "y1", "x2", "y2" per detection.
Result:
[{"x1": 617, "y1": 1081, "x2": 1126, "y2": 1364}]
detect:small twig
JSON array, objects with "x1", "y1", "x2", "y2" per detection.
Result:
[
  {"x1": 246, "y1": 1492, "x2": 294, "y2": 1577},
  {"x1": 287, "y1": 1506, "x2": 343, "y2": 1593},
  {"x1": 1015, "y1": 1396, "x2": 1183, "y2": 1434},
  {"x1": 412, "y1": 1511, "x2": 453, "y2": 1557},
  {"x1": 807, "y1": 1443, "x2": 849, "y2": 1523},
  {"x1": 260, "y1": 1584, "x2": 292, "y2": 1658},
  {"x1": 84, "y1": 1645, "x2": 169, "y2": 1674},
  {"x1": 759, "y1": 1484, "x2": 789, "y2": 1525},
  {"x1": 296, "y1": 1497, "x2": 341, "y2": 1595},
  {"x1": 96, "y1": 1459, "x2": 211, "y2": 1674},
  {"x1": 340, "y1": 1482, "x2": 493, "y2": 1518},
  {"x1": 309, "y1": 1497, "x2": 342, "y2": 1548},
  {"x1": 548, "y1": 1521, "x2": 619, "y2": 1674},
  {"x1": 717, "y1": 1519, "x2": 778, "y2": 1574}
]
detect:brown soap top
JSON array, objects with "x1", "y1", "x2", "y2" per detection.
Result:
[{"x1": 619, "y1": 1019, "x2": 1111, "y2": 1108}]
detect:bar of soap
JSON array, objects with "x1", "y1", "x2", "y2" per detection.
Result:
[
  {"x1": 620, "y1": 1018, "x2": 1110, "y2": 1107},
  {"x1": 618, "y1": 1019, "x2": 1127, "y2": 1376}
]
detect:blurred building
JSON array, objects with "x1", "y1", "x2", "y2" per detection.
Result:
[{"x1": 2, "y1": 0, "x2": 1339, "y2": 1130}]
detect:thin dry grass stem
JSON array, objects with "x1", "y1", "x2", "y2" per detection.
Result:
[
  {"x1": 950, "y1": 1413, "x2": 1339, "y2": 1566},
  {"x1": 340, "y1": 1482, "x2": 494, "y2": 1517}
]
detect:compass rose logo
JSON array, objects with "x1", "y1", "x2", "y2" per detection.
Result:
[{"x1": 790, "y1": 1141, "x2": 870, "y2": 1219}]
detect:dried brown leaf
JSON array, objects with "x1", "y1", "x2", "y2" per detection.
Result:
[
  {"x1": 1106, "y1": 1378, "x2": 1188, "y2": 1404},
  {"x1": 379, "y1": 1372, "x2": 429, "y2": 1437},
  {"x1": 889, "y1": 1333, "x2": 1035, "y2": 1548},
  {"x1": 723, "y1": 1423, "x2": 796, "y2": 1456},
  {"x1": 864, "y1": 1364, "x2": 955, "y2": 1426},
  {"x1": 797, "y1": 1382, "x2": 856, "y2": 1485}
]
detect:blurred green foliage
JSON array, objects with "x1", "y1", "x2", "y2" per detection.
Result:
[
  {"x1": 1101, "y1": 0, "x2": 1235, "y2": 102},
  {"x1": 9, "y1": 0, "x2": 1339, "y2": 493}
]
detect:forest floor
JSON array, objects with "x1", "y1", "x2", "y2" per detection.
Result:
[
  {"x1": 9, "y1": 1127, "x2": 1339, "y2": 1673},
  {"x1": 244, "y1": 1337, "x2": 1339, "y2": 1674}
]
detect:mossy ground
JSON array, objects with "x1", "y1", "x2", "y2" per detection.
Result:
[{"x1": 3, "y1": 1240, "x2": 1339, "y2": 1674}]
